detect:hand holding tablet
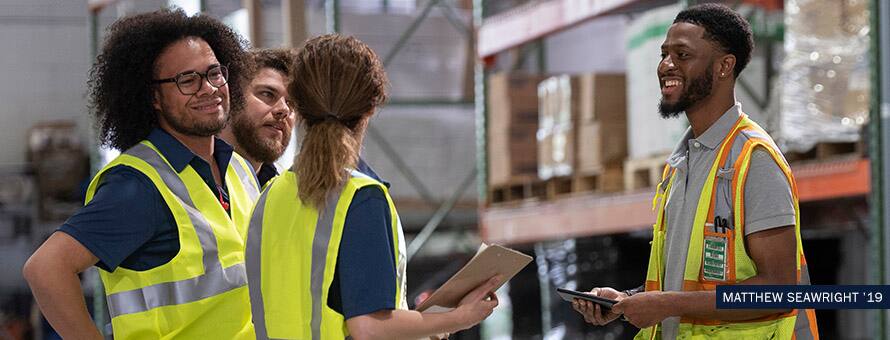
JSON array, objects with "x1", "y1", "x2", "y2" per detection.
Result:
[{"x1": 556, "y1": 287, "x2": 618, "y2": 310}]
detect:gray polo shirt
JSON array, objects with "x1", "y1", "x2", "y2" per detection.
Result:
[{"x1": 658, "y1": 103, "x2": 796, "y2": 339}]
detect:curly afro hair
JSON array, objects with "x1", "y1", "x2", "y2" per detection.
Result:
[
  {"x1": 674, "y1": 3, "x2": 753, "y2": 77},
  {"x1": 88, "y1": 8, "x2": 248, "y2": 151}
]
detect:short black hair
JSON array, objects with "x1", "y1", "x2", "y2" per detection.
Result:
[
  {"x1": 674, "y1": 3, "x2": 753, "y2": 77},
  {"x1": 88, "y1": 8, "x2": 248, "y2": 151}
]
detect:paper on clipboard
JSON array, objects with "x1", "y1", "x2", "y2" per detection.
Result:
[{"x1": 416, "y1": 244, "x2": 532, "y2": 312}]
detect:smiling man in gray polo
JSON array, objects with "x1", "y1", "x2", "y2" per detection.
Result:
[{"x1": 572, "y1": 4, "x2": 819, "y2": 339}]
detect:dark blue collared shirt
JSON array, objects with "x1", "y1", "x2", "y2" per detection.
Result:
[
  {"x1": 327, "y1": 158, "x2": 399, "y2": 319},
  {"x1": 257, "y1": 163, "x2": 279, "y2": 189},
  {"x1": 59, "y1": 128, "x2": 242, "y2": 271}
]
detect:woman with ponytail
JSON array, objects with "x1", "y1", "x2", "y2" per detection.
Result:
[{"x1": 244, "y1": 34, "x2": 501, "y2": 340}]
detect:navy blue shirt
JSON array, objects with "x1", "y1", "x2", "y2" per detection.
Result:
[
  {"x1": 256, "y1": 163, "x2": 279, "y2": 188},
  {"x1": 327, "y1": 159, "x2": 398, "y2": 319},
  {"x1": 59, "y1": 129, "x2": 243, "y2": 271}
]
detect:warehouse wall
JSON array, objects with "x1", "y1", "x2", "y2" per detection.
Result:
[
  {"x1": 0, "y1": 0, "x2": 172, "y2": 167},
  {"x1": 0, "y1": 1, "x2": 92, "y2": 167},
  {"x1": 545, "y1": 14, "x2": 628, "y2": 74}
]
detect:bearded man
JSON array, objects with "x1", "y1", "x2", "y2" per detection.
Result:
[
  {"x1": 572, "y1": 4, "x2": 819, "y2": 339},
  {"x1": 221, "y1": 48, "x2": 296, "y2": 188}
]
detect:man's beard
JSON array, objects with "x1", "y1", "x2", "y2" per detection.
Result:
[
  {"x1": 160, "y1": 107, "x2": 227, "y2": 137},
  {"x1": 658, "y1": 67, "x2": 714, "y2": 118},
  {"x1": 231, "y1": 113, "x2": 290, "y2": 164}
]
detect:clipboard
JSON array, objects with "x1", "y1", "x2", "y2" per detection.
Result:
[{"x1": 416, "y1": 244, "x2": 532, "y2": 312}]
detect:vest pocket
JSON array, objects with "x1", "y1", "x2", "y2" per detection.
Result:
[{"x1": 688, "y1": 320, "x2": 780, "y2": 339}]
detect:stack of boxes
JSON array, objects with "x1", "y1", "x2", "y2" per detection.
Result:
[
  {"x1": 537, "y1": 73, "x2": 627, "y2": 191},
  {"x1": 487, "y1": 73, "x2": 547, "y2": 187},
  {"x1": 487, "y1": 71, "x2": 629, "y2": 197},
  {"x1": 575, "y1": 74, "x2": 627, "y2": 180}
]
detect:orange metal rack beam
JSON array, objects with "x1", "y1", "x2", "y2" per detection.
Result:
[{"x1": 481, "y1": 157, "x2": 871, "y2": 245}]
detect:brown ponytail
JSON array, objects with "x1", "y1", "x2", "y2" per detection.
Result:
[{"x1": 290, "y1": 34, "x2": 387, "y2": 208}]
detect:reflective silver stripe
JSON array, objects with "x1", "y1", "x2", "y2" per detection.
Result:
[
  {"x1": 741, "y1": 129, "x2": 770, "y2": 142},
  {"x1": 127, "y1": 144, "x2": 220, "y2": 269},
  {"x1": 105, "y1": 143, "x2": 246, "y2": 318},
  {"x1": 350, "y1": 169, "x2": 371, "y2": 180},
  {"x1": 246, "y1": 182, "x2": 342, "y2": 340},
  {"x1": 247, "y1": 188, "x2": 272, "y2": 339},
  {"x1": 729, "y1": 132, "x2": 747, "y2": 166},
  {"x1": 310, "y1": 189, "x2": 341, "y2": 340},
  {"x1": 231, "y1": 154, "x2": 260, "y2": 202},
  {"x1": 107, "y1": 263, "x2": 247, "y2": 316},
  {"x1": 740, "y1": 129, "x2": 784, "y2": 160},
  {"x1": 799, "y1": 263, "x2": 811, "y2": 285},
  {"x1": 794, "y1": 264, "x2": 816, "y2": 339},
  {"x1": 794, "y1": 306, "x2": 816, "y2": 340}
]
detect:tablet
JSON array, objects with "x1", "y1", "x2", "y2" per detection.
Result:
[{"x1": 556, "y1": 287, "x2": 618, "y2": 309}]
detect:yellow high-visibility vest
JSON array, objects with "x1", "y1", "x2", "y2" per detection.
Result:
[
  {"x1": 246, "y1": 170, "x2": 408, "y2": 339},
  {"x1": 637, "y1": 114, "x2": 819, "y2": 340},
  {"x1": 84, "y1": 141, "x2": 259, "y2": 339}
]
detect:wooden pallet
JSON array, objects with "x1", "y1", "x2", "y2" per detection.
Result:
[
  {"x1": 623, "y1": 154, "x2": 670, "y2": 191},
  {"x1": 489, "y1": 175, "x2": 546, "y2": 204},
  {"x1": 488, "y1": 168, "x2": 623, "y2": 204},
  {"x1": 785, "y1": 141, "x2": 864, "y2": 163},
  {"x1": 570, "y1": 167, "x2": 624, "y2": 194}
]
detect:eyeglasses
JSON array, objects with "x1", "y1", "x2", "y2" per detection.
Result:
[{"x1": 153, "y1": 65, "x2": 228, "y2": 95}]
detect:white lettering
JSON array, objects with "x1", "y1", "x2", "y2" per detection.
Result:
[{"x1": 786, "y1": 291, "x2": 859, "y2": 303}]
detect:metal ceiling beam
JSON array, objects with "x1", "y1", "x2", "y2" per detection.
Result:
[{"x1": 438, "y1": 1, "x2": 471, "y2": 39}]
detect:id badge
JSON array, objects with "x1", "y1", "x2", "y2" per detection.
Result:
[{"x1": 703, "y1": 235, "x2": 727, "y2": 281}]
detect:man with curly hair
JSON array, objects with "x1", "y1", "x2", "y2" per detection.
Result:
[
  {"x1": 23, "y1": 9, "x2": 259, "y2": 339},
  {"x1": 572, "y1": 4, "x2": 819, "y2": 339},
  {"x1": 221, "y1": 48, "x2": 296, "y2": 188}
]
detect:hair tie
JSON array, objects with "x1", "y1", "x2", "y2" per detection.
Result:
[{"x1": 324, "y1": 113, "x2": 339, "y2": 122}]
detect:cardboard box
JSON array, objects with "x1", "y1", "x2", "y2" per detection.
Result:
[
  {"x1": 488, "y1": 73, "x2": 547, "y2": 186},
  {"x1": 576, "y1": 74, "x2": 628, "y2": 174},
  {"x1": 538, "y1": 73, "x2": 627, "y2": 179}
]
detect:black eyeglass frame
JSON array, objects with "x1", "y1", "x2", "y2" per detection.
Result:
[{"x1": 153, "y1": 65, "x2": 229, "y2": 95}]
